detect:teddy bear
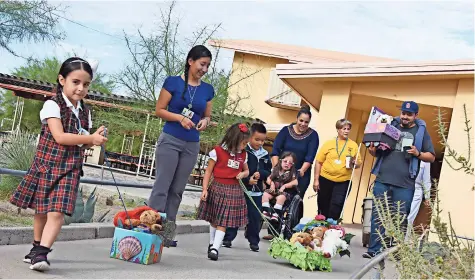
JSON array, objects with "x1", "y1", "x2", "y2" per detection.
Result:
[
  {"x1": 376, "y1": 114, "x2": 393, "y2": 124},
  {"x1": 290, "y1": 232, "x2": 313, "y2": 250},
  {"x1": 310, "y1": 226, "x2": 327, "y2": 247},
  {"x1": 137, "y1": 210, "x2": 163, "y2": 234},
  {"x1": 113, "y1": 205, "x2": 155, "y2": 229},
  {"x1": 316, "y1": 228, "x2": 349, "y2": 259}
]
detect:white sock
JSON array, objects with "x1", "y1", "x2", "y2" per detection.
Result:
[
  {"x1": 274, "y1": 204, "x2": 283, "y2": 210},
  {"x1": 209, "y1": 225, "x2": 216, "y2": 244},
  {"x1": 212, "y1": 229, "x2": 225, "y2": 250},
  {"x1": 262, "y1": 202, "x2": 270, "y2": 208}
]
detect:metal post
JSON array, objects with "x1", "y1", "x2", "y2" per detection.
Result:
[
  {"x1": 16, "y1": 98, "x2": 24, "y2": 132},
  {"x1": 136, "y1": 114, "x2": 150, "y2": 176},
  {"x1": 130, "y1": 135, "x2": 135, "y2": 154},
  {"x1": 11, "y1": 96, "x2": 19, "y2": 132},
  {"x1": 148, "y1": 118, "x2": 161, "y2": 179},
  {"x1": 121, "y1": 134, "x2": 126, "y2": 154},
  {"x1": 149, "y1": 146, "x2": 156, "y2": 179}
]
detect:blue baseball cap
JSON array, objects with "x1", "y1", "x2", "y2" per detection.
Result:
[{"x1": 401, "y1": 101, "x2": 419, "y2": 113}]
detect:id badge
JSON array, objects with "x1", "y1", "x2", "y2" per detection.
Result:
[
  {"x1": 227, "y1": 159, "x2": 240, "y2": 169},
  {"x1": 181, "y1": 108, "x2": 194, "y2": 119}
]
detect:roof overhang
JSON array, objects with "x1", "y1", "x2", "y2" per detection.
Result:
[
  {"x1": 276, "y1": 60, "x2": 474, "y2": 112},
  {"x1": 276, "y1": 60, "x2": 475, "y2": 80},
  {"x1": 209, "y1": 39, "x2": 398, "y2": 63}
]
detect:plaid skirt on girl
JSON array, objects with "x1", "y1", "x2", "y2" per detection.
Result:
[{"x1": 197, "y1": 180, "x2": 248, "y2": 228}]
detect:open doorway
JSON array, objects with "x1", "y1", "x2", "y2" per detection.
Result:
[{"x1": 343, "y1": 94, "x2": 452, "y2": 225}]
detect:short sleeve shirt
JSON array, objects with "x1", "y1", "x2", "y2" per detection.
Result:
[
  {"x1": 39, "y1": 92, "x2": 92, "y2": 129},
  {"x1": 377, "y1": 124, "x2": 435, "y2": 188},
  {"x1": 161, "y1": 76, "x2": 215, "y2": 142}
]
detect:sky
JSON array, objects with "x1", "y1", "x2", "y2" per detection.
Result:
[{"x1": 1, "y1": 0, "x2": 474, "y2": 95}]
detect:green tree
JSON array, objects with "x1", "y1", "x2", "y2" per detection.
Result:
[
  {"x1": 114, "y1": 1, "x2": 260, "y2": 150},
  {"x1": 0, "y1": 57, "x2": 116, "y2": 133},
  {"x1": 0, "y1": 0, "x2": 64, "y2": 57}
]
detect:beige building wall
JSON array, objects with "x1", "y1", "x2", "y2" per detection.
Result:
[
  {"x1": 435, "y1": 78, "x2": 474, "y2": 238},
  {"x1": 226, "y1": 53, "x2": 303, "y2": 125}
]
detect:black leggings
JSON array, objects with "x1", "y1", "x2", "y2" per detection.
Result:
[{"x1": 317, "y1": 176, "x2": 351, "y2": 220}]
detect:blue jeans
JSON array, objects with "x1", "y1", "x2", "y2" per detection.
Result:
[
  {"x1": 224, "y1": 195, "x2": 262, "y2": 246},
  {"x1": 368, "y1": 181, "x2": 415, "y2": 254}
]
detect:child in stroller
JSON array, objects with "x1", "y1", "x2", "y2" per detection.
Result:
[{"x1": 262, "y1": 151, "x2": 298, "y2": 221}]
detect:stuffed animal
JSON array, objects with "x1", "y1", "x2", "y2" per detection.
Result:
[
  {"x1": 113, "y1": 205, "x2": 156, "y2": 229},
  {"x1": 310, "y1": 226, "x2": 327, "y2": 247},
  {"x1": 376, "y1": 114, "x2": 393, "y2": 124},
  {"x1": 329, "y1": 225, "x2": 346, "y2": 236},
  {"x1": 138, "y1": 210, "x2": 163, "y2": 234},
  {"x1": 317, "y1": 229, "x2": 349, "y2": 259},
  {"x1": 290, "y1": 232, "x2": 313, "y2": 247}
]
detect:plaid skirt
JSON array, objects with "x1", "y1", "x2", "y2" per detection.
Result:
[
  {"x1": 197, "y1": 180, "x2": 248, "y2": 228},
  {"x1": 10, "y1": 160, "x2": 81, "y2": 216}
]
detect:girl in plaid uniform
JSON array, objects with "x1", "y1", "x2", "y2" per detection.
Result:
[
  {"x1": 197, "y1": 123, "x2": 250, "y2": 261},
  {"x1": 10, "y1": 57, "x2": 108, "y2": 272},
  {"x1": 262, "y1": 152, "x2": 298, "y2": 221}
]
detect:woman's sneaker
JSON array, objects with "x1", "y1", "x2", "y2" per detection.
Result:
[
  {"x1": 23, "y1": 242, "x2": 40, "y2": 263},
  {"x1": 249, "y1": 244, "x2": 259, "y2": 252}
]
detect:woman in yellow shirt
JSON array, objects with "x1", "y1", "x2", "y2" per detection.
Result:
[{"x1": 313, "y1": 119, "x2": 361, "y2": 220}]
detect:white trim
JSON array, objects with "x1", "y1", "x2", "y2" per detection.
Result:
[{"x1": 264, "y1": 123, "x2": 288, "y2": 133}]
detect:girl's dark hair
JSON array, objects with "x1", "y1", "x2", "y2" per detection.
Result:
[
  {"x1": 271, "y1": 151, "x2": 297, "y2": 181},
  {"x1": 220, "y1": 123, "x2": 250, "y2": 154},
  {"x1": 181, "y1": 45, "x2": 213, "y2": 100},
  {"x1": 297, "y1": 104, "x2": 312, "y2": 119},
  {"x1": 55, "y1": 57, "x2": 93, "y2": 99}
]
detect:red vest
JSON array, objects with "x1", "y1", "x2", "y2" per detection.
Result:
[{"x1": 213, "y1": 146, "x2": 246, "y2": 184}]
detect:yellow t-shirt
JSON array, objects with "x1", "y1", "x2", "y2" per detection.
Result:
[{"x1": 316, "y1": 138, "x2": 362, "y2": 182}]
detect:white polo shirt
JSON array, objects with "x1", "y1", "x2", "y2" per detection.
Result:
[{"x1": 39, "y1": 92, "x2": 92, "y2": 129}]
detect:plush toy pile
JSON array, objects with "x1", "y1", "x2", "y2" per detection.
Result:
[
  {"x1": 113, "y1": 205, "x2": 175, "y2": 245},
  {"x1": 268, "y1": 214, "x2": 354, "y2": 272}
]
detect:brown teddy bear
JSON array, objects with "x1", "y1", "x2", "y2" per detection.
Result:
[
  {"x1": 290, "y1": 232, "x2": 313, "y2": 247},
  {"x1": 138, "y1": 210, "x2": 163, "y2": 234},
  {"x1": 310, "y1": 226, "x2": 327, "y2": 247}
]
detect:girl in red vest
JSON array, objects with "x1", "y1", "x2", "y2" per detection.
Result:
[
  {"x1": 10, "y1": 57, "x2": 108, "y2": 272},
  {"x1": 197, "y1": 123, "x2": 251, "y2": 261}
]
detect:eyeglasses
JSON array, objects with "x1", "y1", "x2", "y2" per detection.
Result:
[{"x1": 281, "y1": 159, "x2": 294, "y2": 166}]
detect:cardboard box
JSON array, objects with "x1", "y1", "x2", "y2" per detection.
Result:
[{"x1": 110, "y1": 227, "x2": 164, "y2": 265}]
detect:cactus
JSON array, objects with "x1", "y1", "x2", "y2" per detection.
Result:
[{"x1": 64, "y1": 186, "x2": 98, "y2": 225}]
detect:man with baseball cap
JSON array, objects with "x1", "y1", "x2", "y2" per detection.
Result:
[{"x1": 363, "y1": 101, "x2": 435, "y2": 259}]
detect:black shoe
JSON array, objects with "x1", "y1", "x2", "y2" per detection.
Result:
[
  {"x1": 29, "y1": 247, "x2": 52, "y2": 272},
  {"x1": 250, "y1": 244, "x2": 259, "y2": 252},
  {"x1": 23, "y1": 242, "x2": 40, "y2": 263},
  {"x1": 208, "y1": 244, "x2": 212, "y2": 253},
  {"x1": 222, "y1": 240, "x2": 232, "y2": 248},
  {"x1": 362, "y1": 252, "x2": 376, "y2": 259},
  {"x1": 208, "y1": 248, "x2": 219, "y2": 261}
]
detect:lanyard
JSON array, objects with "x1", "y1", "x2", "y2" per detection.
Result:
[
  {"x1": 336, "y1": 137, "x2": 348, "y2": 159},
  {"x1": 187, "y1": 85, "x2": 198, "y2": 109}
]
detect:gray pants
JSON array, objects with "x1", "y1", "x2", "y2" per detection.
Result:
[{"x1": 148, "y1": 133, "x2": 200, "y2": 222}]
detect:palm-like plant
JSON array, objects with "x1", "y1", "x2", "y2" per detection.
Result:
[{"x1": 0, "y1": 131, "x2": 37, "y2": 199}]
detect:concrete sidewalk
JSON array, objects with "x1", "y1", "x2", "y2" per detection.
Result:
[{"x1": 0, "y1": 229, "x2": 393, "y2": 279}]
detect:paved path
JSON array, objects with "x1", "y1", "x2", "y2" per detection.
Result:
[{"x1": 0, "y1": 228, "x2": 397, "y2": 279}]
